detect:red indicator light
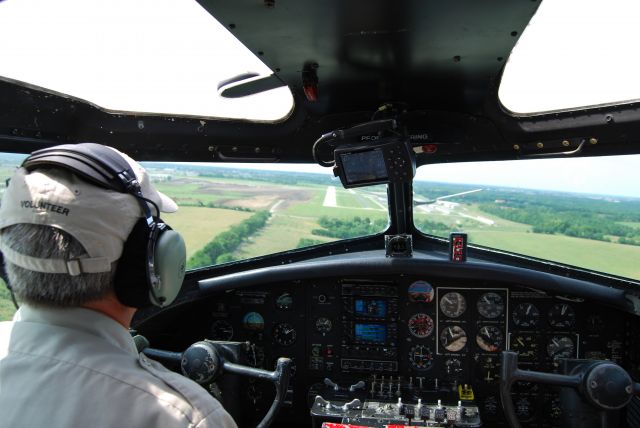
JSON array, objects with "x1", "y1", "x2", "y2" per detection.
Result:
[
  {"x1": 303, "y1": 84, "x2": 318, "y2": 102},
  {"x1": 422, "y1": 144, "x2": 438, "y2": 154}
]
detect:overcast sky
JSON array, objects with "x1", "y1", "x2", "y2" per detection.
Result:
[{"x1": 0, "y1": 0, "x2": 639, "y2": 198}]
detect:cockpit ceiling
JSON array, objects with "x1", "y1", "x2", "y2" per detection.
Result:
[{"x1": 200, "y1": 0, "x2": 539, "y2": 114}]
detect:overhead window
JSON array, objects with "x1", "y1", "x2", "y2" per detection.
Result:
[
  {"x1": 0, "y1": 0, "x2": 293, "y2": 120},
  {"x1": 499, "y1": 0, "x2": 640, "y2": 115}
]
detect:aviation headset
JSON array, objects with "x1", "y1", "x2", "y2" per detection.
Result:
[{"x1": 0, "y1": 143, "x2": 186, "y2": 308}]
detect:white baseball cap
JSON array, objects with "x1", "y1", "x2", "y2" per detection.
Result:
[{"x1": 0, "y1": 147, "x2": 178, "y2": 276}]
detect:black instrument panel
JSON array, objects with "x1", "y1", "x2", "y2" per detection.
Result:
[{"x1": 149, "y1": 274, "x2": 640, "y2": 427}]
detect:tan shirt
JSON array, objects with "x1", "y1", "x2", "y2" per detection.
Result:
[{"x1": 0, "y1": 305, "x2": 237, "y2": 428}]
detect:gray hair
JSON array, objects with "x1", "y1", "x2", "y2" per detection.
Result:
[{"x1": 1, "y1": 224, "x2": 116, "y2": 307}]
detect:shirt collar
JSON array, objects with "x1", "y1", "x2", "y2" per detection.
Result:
[{"x1": 13, "y1": 304, "x2": 138, "y2": 356}]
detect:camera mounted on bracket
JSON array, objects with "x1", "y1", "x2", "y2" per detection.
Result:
[{"x1": 312, "y1": 119, "x2": 416, "y2": 189}]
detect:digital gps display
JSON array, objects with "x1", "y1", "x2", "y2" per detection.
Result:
[
  {"x1": 340, "y1": 149, "x2": 388, "y2": 185},
  {"x1": 354, "y1": 298, "x2": 386, "y2": 318},
  {"x1": 354, "y1": 323, "x2": 387, "y2": 343}
]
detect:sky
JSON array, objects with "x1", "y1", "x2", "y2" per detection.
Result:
[{"x1": 0, "y1": 0, "x2": 639, "y2": 198}]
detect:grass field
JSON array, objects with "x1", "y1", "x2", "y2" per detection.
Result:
[
  {"x1": 469, "y1": 230, "x2": 640, "y2": 279},
  {"x1": 163, "y1": 207, "x2": 252, "y2": 258},
  {"x1": 0, "y1": 280, "x2": 17, "y2": 321}
]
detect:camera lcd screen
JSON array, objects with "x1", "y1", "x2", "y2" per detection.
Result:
[{"x1": 340, "y1": 149, "x2": 388, "y2": 185}]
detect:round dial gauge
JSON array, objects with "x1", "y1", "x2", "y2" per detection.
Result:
[
  {"x1": 408, "y1": 313, "x2": 434, "y2": 338},
  {"x1": 444, "y1": 358, "x2": 463, "y2": 378},
  {"x1": 477, "y1": 292, "x2": 504, "y2": 319},
  {"x1": 548, "y1": 304, "x2": 576, "y2": 329},
  {"x1": 408, "y1": 281, "x2": 435, "y2": 303},
  {"x1": 512, "y1": 303, "x2": 540, "y2": 328},
  {"x1": 210, "y1": 320, "x2": 234, "y2": 341},
  {"x1": 476, "y1": 325, "x2": 503, "y2": 352},
  {"x1": 440, "y1": 325, "x2": 468, "y2": 352},
  {"x1": 273, "y1": 323, "x2": 297, "y2": 346},
  {"x1": 409, "y1": 345, "x2": 434, "y2": 370},
  {"x1": 546, "y1": 335, "x2": 575, "y2": 359},
  {"x1": 509, "y1": 333, "x2": 538, "y2": 360},
  {"x1": 275, "y1": 292, "x2": 293, "y2": 310},
  {"x1": 315, "y1": 317, "x2": 333, "y2": 334},
  {"x1": 440, "y1": 292, "x2": 467, "y2": 318},
  {"x1": 242, "y1": 312, "x2": 265, "y2": 331}
]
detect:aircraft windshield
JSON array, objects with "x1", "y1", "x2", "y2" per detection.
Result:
[{"x1": 414, "y1": 155, "x2": 640, "y2": 281}]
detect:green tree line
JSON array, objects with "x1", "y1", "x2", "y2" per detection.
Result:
[
  {"x1": 480, "y1": 203, "x2": 640, "y2": 245},
  {"x1": 312, "y1": 216, "x2": 388, "y2": 239},
  {"x1": 187, "y1": 211, "x2": 271, "y2": 268}
]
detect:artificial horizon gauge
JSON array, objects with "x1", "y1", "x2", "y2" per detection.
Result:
[
  {"x1": 275, "y1": 292, "x2": 293, "y2": 310},
  {"x1": 210, "y1": 319, "x2": 234, "y2": 341},
  {"x1": 408, "y1": 281, "x2": 435, "y2": 303},
  {"x1": 242, "y1": 312, "x2": 265, "y2": 331},
  {"x1": 512, "y1": 303, "x2": 540, "y2": 328},
  {"x1": 548, "y1": 303, "x2": 576, "y2": 329},
  {"x1": 315, "y1": 317, "x2": 333, "y2": 334},
  {"x1": 547, "y1": 335, "x2": 575, "y2": 359},
  {"x1": 440, "y1": 325, "x2": 468, "y2": 352},
  {"x1": 408, "y1": 313, "x2": 434, "y2": 338},
  {"x1": 476, "y1": 325, "x2": 503, "y2": 352},
  {"x1": 273, "y1": 322, "x2": 297, "y2": 346},
  {"x1": 409, "y1": 345, "x2": 434, "y2": 370},
  {"x1": 440, "y1": 292, "x2": 467, "y2": 318},
  {"x1": 476, "y1": 292, "x2": 504, "y2": 319},
  {"x1": 509, "y1": 333, "x2": 538, "y2": 360}
]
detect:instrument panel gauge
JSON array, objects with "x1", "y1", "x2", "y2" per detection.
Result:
[
  {"x1": 512, "y1": 303, "x2": 540, "y2": 328},
  {"x1": 408, "y1": 313, "x2": 434, "y2": 338},
  {"x1": 476, "y1": 325, "x2": 503, "y2": 352},
  {"x1": 444, "y1": 358, "x2": 463, "y2": 378},
  {"x1": 546, "y1": 335, "x2": 575, "y2": 359},
  {"x1": 242, "y1": 312, "x2": 265, "y2": 331},
  {"x1": 210, "y1": 320, "x2": 234, "y2": 341},
  {"x1": 477, "y1": 292, "x2": 504, "y2": 319},
  {"x1": 509, "y1": 333, "x2": 538, "y2": 360},
  {"x1": 440, "y1": 292, "x2": 467, "y2": 318},
  {"x1": 409, "y1": 345, "x2": 434, "y2": 370},
  {"x1": 275, "y1": 292, "x2": 293, "y2": 310},
  {"x1": 273, "y1": 322, "x2": 297, "y2": 346},
  {"x1": 548, "y1": 303, "x2": 576, "y2": 329},
  {"x1": 315, "y1": 317, "x2": 333, "y2": 334},
  {"x1": 440, "y1": 326, "x2": 468, "y2": 352}
]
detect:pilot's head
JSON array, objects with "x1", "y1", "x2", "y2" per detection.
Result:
[{"x1": 0, "y1": 144, "x2": 184, "y2": 310}]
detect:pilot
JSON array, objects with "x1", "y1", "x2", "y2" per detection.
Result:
[{"x1": 0, "y1": 144, "x2": 237, "y2": 428}]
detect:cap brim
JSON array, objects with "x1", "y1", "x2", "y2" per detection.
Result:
[{"x1": 157, "y1": 191, "x2": 178, "y2": 213}]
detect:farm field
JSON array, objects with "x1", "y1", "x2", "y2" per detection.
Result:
[
  {"x1": 1, "y1": 158, "x2": 640, "y2": 320},
  {"x1": 163, "y1": 207, "x2": 252, "y2": 258}
]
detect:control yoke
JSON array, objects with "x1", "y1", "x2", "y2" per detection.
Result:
[
  {"x1": 143, "y1": 340, "x2": 292, "y2": 428},
  {"x1": 500, "y1": 351, "x2": 640, "y2": 428}
]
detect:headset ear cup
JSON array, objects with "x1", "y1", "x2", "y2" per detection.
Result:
[
  {"x1": 114, "y1": 218, "x2": 152, "y2": 308},
  {"x1": 149, "y1": 229, "x2": 186, "y2": 307}
]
